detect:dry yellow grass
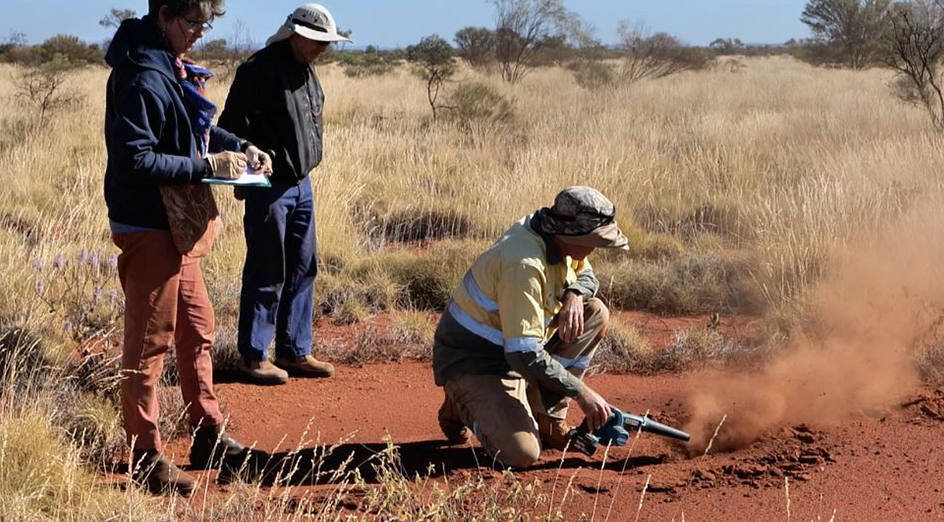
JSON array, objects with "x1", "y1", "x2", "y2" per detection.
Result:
[
  {"x1": 2, "y1": 51, "x2": 943, "y2": 520},
  {"x1": 2, "y1": 57, "x2": 942, "y2": 336}
]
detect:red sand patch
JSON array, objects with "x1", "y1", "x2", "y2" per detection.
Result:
[
  {"x1": 613, "y1": 310, "x2": 760, "y2": 349},
  {"x1": 150, "y1": 357, "x2": 944, "y2": 521}
]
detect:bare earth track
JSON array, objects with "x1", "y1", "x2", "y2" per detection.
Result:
[{"x1": 148, "y1": 314, "x2": 944, "y2": 521}]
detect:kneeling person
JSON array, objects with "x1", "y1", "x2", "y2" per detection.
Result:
[{"x1": 433, "y1": 186, "x2": 629, "y2": 468}]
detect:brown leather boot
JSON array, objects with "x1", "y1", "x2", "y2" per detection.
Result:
[
  {"x1": 274, "y1": 355, "x2": 335, "y2": 378},
  {"x1": 189, "y1": 423, "x2": 247, "y2": 469},
  {"x1": 437, "y1": 395, "x2": 470, "y2": 445},
  {"x1": 238, "y1": 358, "x2": 289, "y2": 385},
  {"x1": 537, "y1": 414, "x2": 572, "y2": 451},
  {"x1": 131, "y1": 449, "x2": 195, "y2": 497}
]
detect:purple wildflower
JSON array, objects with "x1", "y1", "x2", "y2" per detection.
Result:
[
  {"x1": 32, "y1": 258, "x2": 43, "y2": 272},
  {"x1": 53, "y1": 254, "x2": 66, "y2": 270},
  {"x1": 90, "y1": 251, "x2": 101, "y2": 267},
  {"x1": 34, "y1": 280, "x2": 44, "y2": 294},
  {"x1": 107, "y1": 254, "x2": 118, "y2": 270},
  {"x1": 78, "y1": 249, "x2": 90, "y2": 264}
]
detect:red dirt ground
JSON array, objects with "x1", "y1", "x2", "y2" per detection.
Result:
[{"x1": 150, "y1": 313, "x2": 944, "y2": 521}]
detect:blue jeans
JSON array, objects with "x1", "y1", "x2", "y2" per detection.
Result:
[{"x1": 237, "y1": 177, "x2": 317, "y2": 361}]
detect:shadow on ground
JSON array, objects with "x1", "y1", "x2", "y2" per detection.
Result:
[{"x1": 210, "y1": 440, "x2": 669, "y2": 486}]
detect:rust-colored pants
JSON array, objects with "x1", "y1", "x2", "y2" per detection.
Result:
[{"x1": 114, "y1": 230, "x2": 223, "y2": 452}]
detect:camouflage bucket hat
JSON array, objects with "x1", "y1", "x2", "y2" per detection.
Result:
[{"x1": 539, "y1": 186, "x2": 630, "y2": 251}]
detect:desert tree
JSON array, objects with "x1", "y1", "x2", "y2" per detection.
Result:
[
  {"x1": 800, "y1": 0, "x2": 893, "y2": 68},
  {"x1": 490, "y1": 0, "x2": 582, "y2": 83},
  {"x1": 709, "y1": 37, "x2": 745, "y2": 53},
  {"x1": 191, "y1": 19, "x2": 256, "y2": 79},
  {"x1": 99, "y1": 8, "x2": 136, "y2": 29},
  {"x1": 454, "y1": 26, "x2": 496, "y2": 69},
  {"x1": 406, "y1": 35, "x2": 456, "y2": 118},
  {"x1": 13, "y1": 55, "x2": 83, "y2": 128},
  {"x1": 37, "y1": 34, "x2": 103, "y2": 64},
  {"x1": 616, "y1": 22, "x2": 710, "y2": 84},
  {"x1": 336, "y1": 29, "x2": 353, "y2": 51},
  {"x1": 881, "y1": 0, "x2": 944, "y2": 129}
]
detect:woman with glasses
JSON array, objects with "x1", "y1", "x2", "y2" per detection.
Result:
[{"x1": 103, "y1": 0, "x2": 271, "y2": 496}]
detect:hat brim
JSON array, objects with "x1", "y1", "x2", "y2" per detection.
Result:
[
  {"x1": 295, "y1": 25, "x2": 353, "y2": 43},
  {"x1": 557, "y1": 222, "x2": 630, "y2": 251},
  {"x1": 265, "y1": 24, "x2": 353, "y2": 47}
]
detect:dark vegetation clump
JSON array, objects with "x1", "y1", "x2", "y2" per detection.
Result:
[
  {"x1": 337, "y1": 46, "x2": 402, "y2": 78},
  {"x1": 356, "y1": 204, "x2": 477, "y2": 246},
  {"x1": 597, "y1": 252, "x2": 753, "y2": 315}
]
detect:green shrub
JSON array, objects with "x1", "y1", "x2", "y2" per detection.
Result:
[
  {"x1": 338, "y1": 48, "x2": 400, "y2": 78},
  {"x1": 444, "y1": 82, "x2": 515, "y2": 126},
  {"x1": 592, "y1": 319, "x2": 652, "y2": 373},
  {"x1": 572, "y1": 60, "x2": 618, "y2": 91},
  {"x1": 390, "y1": 310, "x2": 436, "y2": 348},
  {"x1": 599, "y1": 253, "x2": 731, "y2": 314}
]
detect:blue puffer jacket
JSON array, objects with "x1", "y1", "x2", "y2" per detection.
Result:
[{"x1": 103, "y1": 15, "x2": 242, "y2": 230}]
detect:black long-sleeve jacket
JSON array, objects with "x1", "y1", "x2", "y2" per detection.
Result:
[{"x1": 217, "y1": 39, "x2": 324, "y2": 184}]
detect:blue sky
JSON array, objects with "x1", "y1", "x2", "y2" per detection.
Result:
[{"x1": 2, "y1": 0, "x2": 811, "y2": 49}]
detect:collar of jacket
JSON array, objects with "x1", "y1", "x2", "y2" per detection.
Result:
[
  {"x1": 268, "y1": 38, "x2": 308, "y2": 67},
  {"x1": 529, "y1": 212, "x2": 564, "y2": 266},
  {"x1": 105, "y1": 15, "x2": 178, "y2": 85}
]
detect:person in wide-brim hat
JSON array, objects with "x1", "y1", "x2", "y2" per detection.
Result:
[
  {"x1": 265, "y1": 3, "x2": 353, "y2": 46},
  {"x1": 217, "y1": 4, "x2": 350, "y2": 386}
]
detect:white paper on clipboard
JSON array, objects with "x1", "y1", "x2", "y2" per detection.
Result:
[{"x1": 201, "y1": 168, "x2": 272, "y2": 188}]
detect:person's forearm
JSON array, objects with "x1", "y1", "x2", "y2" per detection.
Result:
[
  {"x1": 568, "y1": 266, "x2": 599, "y2": 297},
  {"x1": 505, "y1": 348, "x2": 584, "y2": 398}
]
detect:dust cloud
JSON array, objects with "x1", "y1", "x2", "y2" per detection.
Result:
[{"x1": 684, "y1": 207, "x2": 944, "y2": 453}]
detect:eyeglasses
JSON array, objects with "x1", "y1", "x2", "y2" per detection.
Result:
[{"x1": 180, "y1": 16, "x2": 213, "y2": 33}]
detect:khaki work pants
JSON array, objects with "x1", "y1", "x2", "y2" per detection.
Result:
[
  {"x1": 443, "y1": 297, "x2": 609, "y2": 468},
  {"x1": 114, "y1": 230, "x2": 224, "y2": 452}
]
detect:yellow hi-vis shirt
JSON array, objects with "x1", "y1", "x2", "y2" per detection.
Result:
[
  {"x1": 452, "y1": 215, "x2": 590, "y2": 348},
  {"x1": 433, "y1": 214, "x2": 598, "y2": 396}
]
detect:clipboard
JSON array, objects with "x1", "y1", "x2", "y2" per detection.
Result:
[{"x1": 201, "y1": 168, "x2": 272, "y2": 188}]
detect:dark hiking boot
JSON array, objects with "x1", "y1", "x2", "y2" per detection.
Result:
[
  {"x1": 131, "y1": 449, "x2": 195, "y2": 497},
  {"x1": 238, "y1": 358, "x2": 289, "y2": 385},
  {"x1": 438, "y1": 396, "x2": 470, "y2": 445},
  {"x1": 537, "y1": 414, "x2": 572, "y2": 451},
  {"x1": 189, "y1": 423, "x2": 247, "y2": 469},
  {"x1": 274, "y1": 355, "x2": 335, "y2": 378}
]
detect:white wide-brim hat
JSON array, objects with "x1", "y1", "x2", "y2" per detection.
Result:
[{"x1": 266, "y1": 3, "x2": 353, "y2": 47}]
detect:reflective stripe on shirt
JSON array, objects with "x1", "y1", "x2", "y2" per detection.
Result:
[
  {"x1": 505, "y1": 336, "x2": 543, "y2": 354},
  {"x1": 448, "y1": 301, "x2": 504, "y2": 346},
  {"x1": 553, "y1": 353, "x2": 592, "y2": 370},
  {"x1": 463, "y1": 272, "x2": 499, "y2": 313}
]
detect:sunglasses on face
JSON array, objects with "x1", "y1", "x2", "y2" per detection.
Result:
[{"x1": 180, "y1": 16, "x2": 213, "y2": 33}]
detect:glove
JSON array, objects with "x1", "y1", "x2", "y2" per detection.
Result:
[
  {"x1": 245, "y1": 145, "x2": 273, "y2": 174},
  {"x1": 206, "y1": 151, "x2": 247, "y2": 180}
]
